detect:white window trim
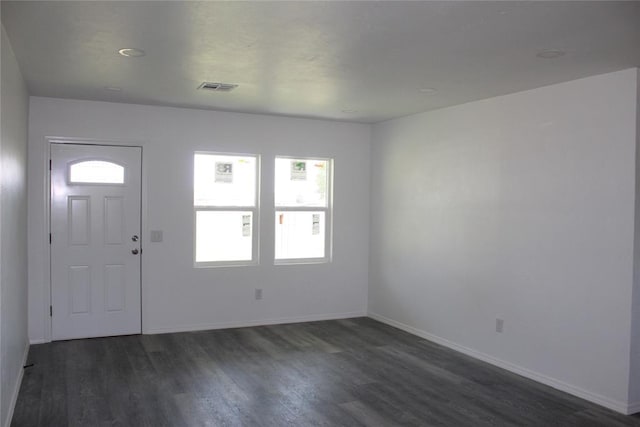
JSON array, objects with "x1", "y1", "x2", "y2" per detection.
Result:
[
  {"x1": 193, "y1": 152, "x2": 260, "y2": 268},
  {"x1": 274, "y1": 156, "x2": 333, "y2": 265}
]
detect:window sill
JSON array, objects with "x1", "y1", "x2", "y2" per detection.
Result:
[{"x1": 274, "y1": 258, "x2": 330, "y2": 266}]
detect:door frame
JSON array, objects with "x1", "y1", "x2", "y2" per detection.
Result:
[{"x1": 42, "y1": 137, "x2": 147, "y2": 342}]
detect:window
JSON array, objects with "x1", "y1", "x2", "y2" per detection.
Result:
[
  {"x1": 194, "y1": 153, "x2": 259, "y2": 266},
  {"x1": 275, "y1": 157, "x2": 332, "y2": 263},
  {"x1": 69, "y1": 160, "x2": 124, "y2": 184}
]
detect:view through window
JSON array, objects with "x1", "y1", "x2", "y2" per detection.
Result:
[{"x1": 194, "y1": 153, "x2": 258, "y2": 265}]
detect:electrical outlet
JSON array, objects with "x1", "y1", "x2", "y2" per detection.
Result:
[
  {"x1": 496, "y1": 318, "x2": 504, "y2": 333},
  {"x1": 255, "y1": 289, "x2": 263, "y2": 300}
]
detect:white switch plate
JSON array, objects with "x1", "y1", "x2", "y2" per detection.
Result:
[{"x1": 150, "y1": 230, "x2": 163, "y2": 242}]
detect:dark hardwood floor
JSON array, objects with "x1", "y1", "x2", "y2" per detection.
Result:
[{"x1": 11, "y1": 317, "x2": 640, "y2": 426}]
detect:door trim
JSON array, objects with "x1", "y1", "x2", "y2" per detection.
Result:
[{"x1": 43, "y1": 136, "x2": 147, "y2": 342}]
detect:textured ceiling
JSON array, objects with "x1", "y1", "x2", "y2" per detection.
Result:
[{"x1": 2, "y1": 1, "x2": 639, "y2": 123}]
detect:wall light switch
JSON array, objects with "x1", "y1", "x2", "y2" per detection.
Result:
[
  {"x1": 496, "y1": 318, "x2": 504, "y2": 333},
  {"x1": 150, "y1": 230, "x2": 163, "y2": 242}
]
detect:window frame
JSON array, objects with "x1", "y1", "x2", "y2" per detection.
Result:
[
  {"x1": 193, "y1": 151, "x2": 260, "y2": 268},
  {"x1": 274, "y1": 155, "x2": 333, "y2": 265}
]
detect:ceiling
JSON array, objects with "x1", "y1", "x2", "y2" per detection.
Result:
[{"x1": 2, "y1": 1, "x2": 639, "y2": 123}]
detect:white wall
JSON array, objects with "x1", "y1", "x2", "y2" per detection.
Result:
[
  {"x1": 369, "y1": 69, "x2": 639, "y2": 413},
  {"x1": 0, "y1": 24, "x2": 30, "y2": 427},
  {"x1": 28, "y1": 97, "x2": 370, "y2": 342}
]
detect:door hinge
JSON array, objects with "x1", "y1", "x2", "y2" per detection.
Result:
[
  {"x1": 50, "y1": 306, "x2": 52, "y2": 317},
  {"x1": 49, "y1": 233, "x2": 52, "y2": 244},
  {"x1": 49, "y1": 159, "x2": 52, "y2": 170}
]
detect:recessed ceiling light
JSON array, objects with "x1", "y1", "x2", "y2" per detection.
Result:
[
  {"x1": 419, "y1": 88, "x2": 437, "y2": 94},
  {"x1": 536, "y1": 49, "x2": 565, "y2": 59},
  {"x1": 104, "y1": 86, "x2": 122, "y2": 92},
  {"x1": 118, "y1": 48, "x2": 146, "y2": 58}
]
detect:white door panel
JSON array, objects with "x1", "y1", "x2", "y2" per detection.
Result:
[{"x1": 51, "y1": 143, "x2": 141, "y2": 340}]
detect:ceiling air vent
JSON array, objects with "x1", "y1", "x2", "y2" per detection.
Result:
[{"x1": 198, "y1": 82, "x2": 238, "y2": 92}]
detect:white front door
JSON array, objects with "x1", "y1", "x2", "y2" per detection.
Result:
[{"x1": 50, "y1": 143, "x2": 142, "y2": 340}]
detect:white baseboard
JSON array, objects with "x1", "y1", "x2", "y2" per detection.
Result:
[
  {"x1": 368, "y1": 311, "x2": 633, "y2": 415},
  {"x1": 4, "y1": 341, "x2": 29, "y2": 427},
  {"x1": 29, "y1": 338, "x2": 47, "y2": 345},
  {"x1": 626, "y1": 401, "x2": 640, "y2": 415},
  {"x1": 144, "y1": 311, "x2": 367, "y2": 335}
]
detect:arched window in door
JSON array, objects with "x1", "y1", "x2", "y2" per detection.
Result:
[{"x1": 69, "y1": 160, "x2": 125, "y2": 184}]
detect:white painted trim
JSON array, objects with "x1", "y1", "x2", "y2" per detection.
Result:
[
  {"x1": 144, "y1": 311, "x2": 366, "y2": 335},
  {"x1": 39, "y1": 138, "x2": 52, "y2": 343},
  {"x1": 273, "y1": 156, "x2": 333, "y2": 265},
  {"x1": 368, "y1": 311, "x2": 632, "y2": 415},
  {"x1": 29, "y1": 338, "x2": 48, "y2": 345},
  {"x1": 45, "y1": 136, "x2": 148, "y2": 147},
  {"x1": 3, "y1": 342, "x2": 29, "y2": 427},
  {"x1": 626, "y1": 401, "x2": 640, "y2": 415},
  {"x1": 193, "y1": 152, "x2": 260, "y2": 268}
]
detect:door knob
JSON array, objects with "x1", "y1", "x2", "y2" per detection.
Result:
[
  {"x1": 132, "y1": 235, "x2": 139, "y2": 242},
  {"x1": 131, "y1": 249, "x2": 139, "y2": 255}
]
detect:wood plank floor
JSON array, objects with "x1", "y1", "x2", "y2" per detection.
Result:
[{"x1": 11, "y1": 317, "x2": 640, "y2": 426}]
